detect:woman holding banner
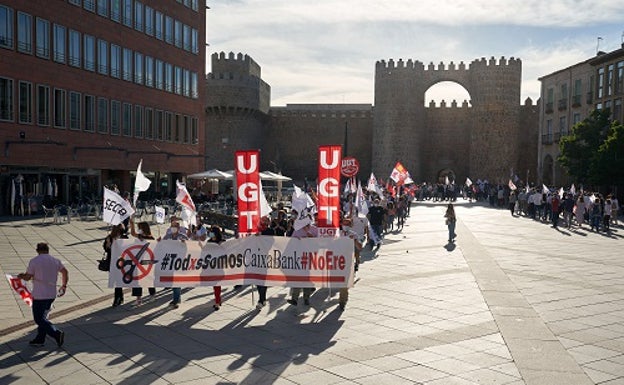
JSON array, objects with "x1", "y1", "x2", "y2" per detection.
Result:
[
  {"x1": 129, "y1": 219, "x2": 156, "y2": 306},
  {"x1": 104, "y1": 225, "x2": 126, "y2": 307}
]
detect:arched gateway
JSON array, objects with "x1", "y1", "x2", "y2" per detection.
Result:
[{"x1": 372, "y1": 57, "x2": 523, "y2": 184}]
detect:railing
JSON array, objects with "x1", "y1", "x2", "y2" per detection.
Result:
[
  {"x1": 572, "y1": 94, "x2": 581, "y2": 107},
  {"x1": 558, "y1": 98, "x2": 568, "y2": 111},
  {"x1": 541, "y1": 134, "x2": 553, "y2": 144},
  {"x1": 545, "y1": 102, "x2": 554, "y2": 113},
  {"x1": 586, "y1": 92, "x2": 593, "y2": 104}
]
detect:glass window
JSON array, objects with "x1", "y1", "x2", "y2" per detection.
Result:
[
  {"x1": 174, "y1": 114, "x2": 180, "y2": 142},
  {"x1": 155, "y1": 59, "x2": 163, "y2": 89},
  {"x1": 98, "y1": 39, "x2": 108, "y2": 75},
  {"x1": 184, "y1": 115, "x2": 190, "y2": 144},
  {"x1": 164, "y1": 16, "x2": 173, "y2": 44},
  {"x1": 68, "y1": 0, "x2": 81, "y2": 5},
  {"x1": 134, "y1": 105, "x2": 143, "y2": 137},
  {"x1": 18, "y1": 81, "x2": 32, "y2": 124},
  {"x1": 0, "y1": 6, "x2": 14, "y2": 49},
  {"x1": 111, "y1": 100, "x2": 120, "y2": 134},
  {"x1": 122, "y1": 103, "x2": 131, "y2": 136},
  {"x1": 617, "y1": 61, "x2": 624, "y2": 95},
  {"x1": 17, "y1": 12, "x2": 32, "y2": 54},
  {"x1": 111, "y1": 0, "x2": 121, "y2": 22},
  {"x1": 165, "y1": 63, "x2": 173, "y2": 92},
  {"x1": 84, "y1": 94, "x2": 95, "y2": 132},
  {"x1": 573, "y1": 112, "x2": 581, "y2": 125},
  {"x1": 53, "y1": 24, "x2": 65, "y2": 63},
  {"x1": 607, "y1": 64, "x2": 614, "y2": 97},
  {"x1": 68, "y1": 29, "x2": 81, "y2": 67},
  {"x1": 183, "y1": 24, "x2": 190, "y2": 51},
  {"x1": 111, "y1": 44, "x2": 121, "y2": 78},
  {"x1": 97, "y1": 0, "x2": 108, "y2": 17},
  {"x1": 191, "y1": 0, "x2": 198, "y2": 11},
  {"x1": 191, "y1": 28, "x2": 198, "y2": 54},
  {"x1": 122, "y1": 48, "x2": 132, "y2": 81},
  {"x1": 145, "y1": 6, "x2": 153, "y2": 35},
  {"x1": 69, "y1": 91, "x2": 81, "y2": 130},
  {"x1": 35, "y1": 17, "x2": 50, "y2": 59},
  {"x1": 37, "y1": 84, "x2": 50, "y2": 126},
  {"x1": 597, "y1": 67, "x2": 605, "y2": 99},
  {"x1": 191, "y1": 72, "x2": 198, "y2": 99},
  {"x1": 182, "y1": 69, "x2": 189, "y2": 97},
  {"x1": 97, "y1": 97, "x2": 108, "y2": 133},
  {"x1": 122, "y1": 0, "x2": 132, "y2": 27},
  {"x1": 155, "y1": 110, "x2": 163, "y2": 140},
  {"x1": 145, "y1": 107, "x2": 153, "y2": 139},
  {"x1": 174, "y1": 66, "x2": 182, "y2": 95},
  {"x1": 83, "y1": 0, "x2": 95, "y2": 12},
  {"x1": 0, "y1": 77, "x2": 13, "y2": 121},
  {"x1": 83, "y1": 34, "x2": 95, "y2": 71},
  {"x1": 174, "y1": 20, "x2": 182, "y2": 48},
  {"x1": 134, "y1": 1, "x2": 143, "y2": 31},
  {"x1": 145, "y1": 56, "x2": 153, "y2": 87},
  {"x1": 191, "y1": 116, "x2": 197, "y2": 144},
  {"x1": 155, "y1": 11, "x2": 163, "y2": 40},
  {"x1": 559, "y1": 116, "x2": 567, "y2": 136},
  {"x1": 134, "y1": 52, "x2": 143, "y2": 84},
  {"x1": 164, "y1": 111, "x2": 172, "y2": 141},
  {"x1": 54, "y1": 88, "x2": 66, "y2": 128}
]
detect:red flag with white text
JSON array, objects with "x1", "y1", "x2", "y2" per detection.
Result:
[
  {"x1": 390, "y1": 162, "x2": 409, "y2": 185},
  {"x1": 317, "y1": 145, "x2": 341, "y2": 237},
  {"x1": 6, "y1": 274, "x2": 33, "y2": 306},
  {"x1": 236, "y1": 150, "x2": 261, "y2": 237},
  {"x1": 176, "y1": 180, "x2": 196, "y2": 212}
]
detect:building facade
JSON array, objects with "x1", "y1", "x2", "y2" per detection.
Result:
[
  {"x1": 206, "y1": 53, "x2": 538, "y2": 186},
  {"x1": 0, "y1": 0, "x2": 205, "y2": 214},
  {"x1": 538, "y1": 44, "x2": 624, "y2": 186}
]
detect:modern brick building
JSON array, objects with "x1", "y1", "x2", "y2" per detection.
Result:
[
  {"x1": 538, "y1": 44, "x2": 624, "y2": 186},
  {"x1": 0, "y1": 0, "x2": 205, "y2": 214}
]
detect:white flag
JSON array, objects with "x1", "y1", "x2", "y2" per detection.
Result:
[
  {"x1": 465, "y1": 177, "x2": 473, "y2": 187},
  {"x1": 355, "y1": 180, "x2": 368, "y2": 216},
  {"x1": 176, "y1": 180, "x2": 196, "y2": 213},
  {"x1": 259, "y1": 180, "x2": 273, "y2": 218},
  {"x1": 542, "y1": 184, "x2": 550, "y2": 194},
  {"x1": 570, "y1": 184, "x2": 576, "y2": 195},
  {"x1": 154, "y1": 205, "x2": 165, "y2": 224},
  {"x1": 133, "y1": 159, "x2": 152, "y2": 206},
  {"x1": 291, "y1": 184, "x2": 315, "y2": 230},
  {"x1": 558, "y1": 187, "x2": 564, "y2": 199},
  {"x1": 445, "y1": 175, "x2": 450, "y2": 186},
  {"x1": 102, "y1": 187, "x2": 135, "y2": 225}
]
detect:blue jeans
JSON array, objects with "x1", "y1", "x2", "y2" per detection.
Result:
[
  {"x1": 447, "y1": 221, "x2": 456, "y2": 241},
  {"x1": 172, "y1": 287, "x2": 181, "y2": 303},
  {"x1": 32, "y1": 298, "x2": 57, "y2": 340}
]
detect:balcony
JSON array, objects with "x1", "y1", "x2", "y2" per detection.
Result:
[
  {"x1": 541, "y1": 134, "x2": 553, "y2": 145},
  {"x1": 553, "y1": 132, "x2": 561, "y2": 142},
  {"x1": 558, "y1": 98, "x2": 568, "y2": 111},
  {"x1": 545, "y1": 102, "x2": 554, "y2": 114},
  {"x1": 586, "y1": 92, "x2": 593, "y2": 104},
  {"x1": 572, "y1": 94, "x2": 582, "y2": 107}
]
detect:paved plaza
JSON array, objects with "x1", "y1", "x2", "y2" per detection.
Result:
[{"x1": 0, "y1": 200, "x2": 623, "y2": 385}]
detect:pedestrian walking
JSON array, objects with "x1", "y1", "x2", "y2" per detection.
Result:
[{"x1": 444, "y1": 203, "x2": 457, "y2": 243}]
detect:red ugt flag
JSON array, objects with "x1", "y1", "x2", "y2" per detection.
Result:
[
  {"x1": 6, "y1": 274, "x2": 33, "y2": 306},
  {"x1": 317, "y1": 145, "x2": 341, "y2": 237},
  {"x1": 236, "y1": 150, "x2": 261, "y2": 237}
]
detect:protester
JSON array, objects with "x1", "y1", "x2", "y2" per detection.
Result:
[
  {"x1": 129, "y1": 219, "x2": 156, "y2": 306},
  {"x1": 160, "y1": 216, "x2": 188, "y2": 308},
  {"x1": 256, "y1": 216, "x2": 275, "y2": 310},
  {"x1": 287, "y1": 221, "x2": 318, "y2": 307},
  {"x1": 103, "y1": 224, "x2": 126, "y2": 307},
  {"x1": 444, "y1": 203, "x2": 457, "y2": 242},
  {"x1": 208, "y1": 225, "x2": 225, "y2": 310},
  {"x1": 18, "y1": 243, "x2": 68, "y2": 347},
  {"x1": 367, "y1": 198, "x2": 385, "y2": 250}
]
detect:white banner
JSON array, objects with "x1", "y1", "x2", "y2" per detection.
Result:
[
  {"x1": 109, "y1": 236, "x2": 354, "y2": 289},
  {"x1": 102, "y1": 187, "x2": 135, "y2": 225}
]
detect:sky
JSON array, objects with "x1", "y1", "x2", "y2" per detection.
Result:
[{"x1": 206, "y1": 0, "x2": 624, "y2": 107}]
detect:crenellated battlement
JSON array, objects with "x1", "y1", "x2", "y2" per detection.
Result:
[
  {"x1": 426, "y1": 99, "x2": 471, "y2": 108},
  {"x1": 270, "y1": 104, "x2": 373, "y2": 118},
  {"x1": 211, "y1": 51, "x2": 262, "y2": 79},
  {"x1": 376, "y1": 56, "x2": 520, "y2": 72}
]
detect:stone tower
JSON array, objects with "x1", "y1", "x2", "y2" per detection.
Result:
[
  {"x1": 373, "y1": 56, "x2": 522, "y2": 183},
  {"x1": 205, "y1": 52, "x2": 271, "y2": 170}
]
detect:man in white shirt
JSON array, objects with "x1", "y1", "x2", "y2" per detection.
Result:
[{"x1": 18, "y1": 243, "x2": 68, "y2": 347}]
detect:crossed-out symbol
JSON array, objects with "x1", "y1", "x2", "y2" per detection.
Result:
[{"x1": 116, "y1": 243, "x2": 156, "y2": 284}]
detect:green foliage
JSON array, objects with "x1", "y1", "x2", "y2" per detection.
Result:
[{"x1": 557, "y1": 109, "x2": 623, "y2": 186}]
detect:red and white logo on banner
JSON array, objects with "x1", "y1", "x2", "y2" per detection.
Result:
[
  {"x1": 317, "y1": 145, "x2": 342, "y2": 237},
  {"x1": 6, "y1": 274, "x2": 33, "y2": 306},
  {"x1": 236, "y1": 150, "x2": 260, "y2": 237}
]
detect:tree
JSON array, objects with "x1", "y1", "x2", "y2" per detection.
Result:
[
  {"x1": 558, "y1": 109, "x2": 611, "y2": 185},
  {"x1": 590, "y1": 120, "x2": 624, "y2": 188}
]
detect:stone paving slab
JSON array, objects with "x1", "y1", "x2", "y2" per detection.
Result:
[{"x1": 0, "y1": 201, "x2": 622, "y2": 384}]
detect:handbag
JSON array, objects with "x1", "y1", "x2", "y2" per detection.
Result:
[{"x1": 97, "y1": 253, "x2": 111, "y2": 272}]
